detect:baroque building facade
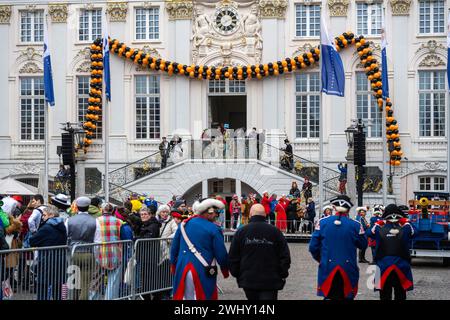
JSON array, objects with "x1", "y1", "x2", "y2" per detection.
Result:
[{"x1": 0, "y1": 0, "x2": 448, "y2": 205}]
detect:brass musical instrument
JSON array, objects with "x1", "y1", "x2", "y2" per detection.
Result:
[{"x1": 419, "y1": 197, "x2": 429, "y2": 219}]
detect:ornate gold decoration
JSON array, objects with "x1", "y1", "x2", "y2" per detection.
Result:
[
  {"x1": 107, "y1": 2, "x2": 128, "y2": 22},
  {"x1": 49, "y1": 3, "x2": 68, "y2": 23},
  {"x1": 389, "y1": 0, "x2": 412, "y2": 16},
  {"x1": 327, "y1": 0, "x2": 349, "y2": 17},
  {"x1": 19, "y1": 62, "x2": 43, "y2": 74},
  {"x1": 258, "y1": 0, "x2": 288, "y2": 19},
  {"x1": 165, "y1": 0, "x2": 194, "y2": 20},
  {"x1": 0, "y1": 5, "x2": 12, "y2": 24}
]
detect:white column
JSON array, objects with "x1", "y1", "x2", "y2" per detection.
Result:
[
  {"x1": 0, "y1": 23, "x2": 10, "y2": 154},
  {"x1": 236, "y1": 179, "x2": 242, "y2": 200},
  {"x1": 202, "y1": 179, "x2": 208, "y2": 198},
  {"x1": 169, "y1": 18, "x2": 191, "y2": 137}
]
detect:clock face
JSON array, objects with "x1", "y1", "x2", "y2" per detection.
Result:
[{"x1": 214, "y1": 7, "x2": 239, "y2": 35}]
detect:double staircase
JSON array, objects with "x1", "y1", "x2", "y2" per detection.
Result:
[{"x1": 104, "y1": 139, "x2": 342, "y2": 205}]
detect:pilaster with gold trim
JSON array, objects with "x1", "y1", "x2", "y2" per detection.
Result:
[{"x1": 165, "y1": 0, "x2": 194, "y2": 20}]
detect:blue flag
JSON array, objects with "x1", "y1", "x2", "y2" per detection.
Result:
[
  {"x1": 102, "y1": 11, "x2": 111, "y2": 101},
  {"x1": 381, "y1": 22, "x2": 389, "y2": 99},
  {"x1": 320, "y1": 10, "x2": 345, "y2": 97},
  {"x1": 43, "y1": 20, "x2": 55, "y2": 107},
  {"x1": 447, "y1": 12, "x2": 450, "y2": 91}
]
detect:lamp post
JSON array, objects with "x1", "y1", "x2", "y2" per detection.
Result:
[
  {"x1": 60, "y1": 122, "x2": 86, "y2": 202},
  {"x1": 345, "y1": 123, "x2": 357, "y2": 207},
  {"x1": 354, "y1": 120, "x2": 366, "y2": 206}
]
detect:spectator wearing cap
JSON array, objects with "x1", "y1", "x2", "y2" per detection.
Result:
[
  {"x1": 88, "y1": 197, "x2": 102, "y2": 218},
  {"x1": 309, "y1": 195, "x2": 367, "y2": 300},
  {"x1": 50, "y1": 194, "x2": 71, "y2": 221},
  {"x1": 29, "y1": 205, "x2": 66, "y2": 300},
  {"x1": 65, "y1": 196, "x2": 96, "y2": 300}
]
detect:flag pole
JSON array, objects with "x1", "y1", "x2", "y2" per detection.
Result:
[
  {"x1": 318, "y1": 0, "x2": 324, "y2": 213},
  {"x1": 43, "y1": 14, "x2": 50, "y2": 203},
  {"x1": 382, "y1": 7, "x2": 388, "y2": 205},
  {"x1": 103, "y1": 12, "x2": 110, "y2": 203}
]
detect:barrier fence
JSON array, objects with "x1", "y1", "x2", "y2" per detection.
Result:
[
  {"x1": 220, "y1": 219, "x2": 316, "y2": 234},
  {"x1": 0, "y1": 238, "x2": 173, "y2": 301}
]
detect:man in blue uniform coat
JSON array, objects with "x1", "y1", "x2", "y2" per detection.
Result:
[
  {"x1": 309, "y1": 195, "x2": 367, "y2": 300},
  {"x1": 170, "y1": 198, "x2": 229, "y2": 300},
  {"x1": 367, "y1": 203, "x2": 416, "y2": 300}
]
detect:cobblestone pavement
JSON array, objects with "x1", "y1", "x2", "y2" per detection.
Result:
[{"x1": 217, "y1": 242, "x2": 450, "y2": 300}]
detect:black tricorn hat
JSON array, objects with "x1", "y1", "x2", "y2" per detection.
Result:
[{"x1": 382, "y1": 204, "x2": 407, "y2": 220}]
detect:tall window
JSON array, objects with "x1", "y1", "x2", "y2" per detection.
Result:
[
  {"x1": 135, "y1": 8, "x2": 160, "y2": 40},
  {"x1": 135, "y1": 75, "x2": 160, "y2": 139},
  {"x1": 79, "y1": 9, "x2": 102, "y2": 41},
  {"x1": 295, "y1": 4, "x2": 320, "y2": 37},
  {"x1": 77, "y1": 76, "x2": 102, "y2": 139},
  {"x1": 418, "y1": 70, "x2": 446, "y2": 137},
  {"x1": 20, "y1": 10, "x2": 44, "y2": 43},
  {"x1": 295, "y1": 73, "x2": 320, "y2": 138},
  {"x1": 419, "y1": 0, "x2": 445, "y2": 34},
  {"x1": 419, "y1": 176, "x2": 446, "y2": 191},
  {"x1": 356, "y1": 2, "x2": 382, "y2": 36},
  {"x1": 20, "y1": 77, "x2": 45, "y2": 140},
  {"x1": 356, "y1": 72, "x2": 382, "y2": 138}
]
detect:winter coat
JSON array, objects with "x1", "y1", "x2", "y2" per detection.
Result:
[
  {"x1": 286, "y1": 202, "x2": 298, "y2": 220},
  {"x1": 306, "y1": 202, "x2": 316, "y2": 221},
  {"x1": 120, "y1": 223, "x2": 133, "y2": 241},
  {"x1": 229, "y1": 215, "x2": 291, "y2": 291},
  {"x1": 88, "y1": 205, "x2": 102, "y2": 218},
  {"x1": 261, "y1": 196, "x2": 271, "y2": 215},
  {"x1": 309, "y1": 214, "x2": 368, "y2": 299},
  {"x1": 289, "y1": 187, "x2": 301, "y2": 198},
  {"x1": 19, "y1": 210, "x2": 32, "y2": 240},
  {"x1": 29, "y1": 217, "x2": 67, "y2": 247},
  {"x1": 159, "y1": 217, "x2": 178, "y2": 239},
  {"x1": 136, "y1": 217, "x2": 161, "y2": 239},
  {"x1": 270, "y1": 199, "x2": 278, "y2": 213}
]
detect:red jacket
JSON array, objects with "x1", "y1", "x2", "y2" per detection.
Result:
[{"x1": 261, "y1": 196, "x2": 271, "y2": 215}]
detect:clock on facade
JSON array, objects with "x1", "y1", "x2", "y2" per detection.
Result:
[{"x1": 214, "y1": 7, "x2": 240, "y2": 35}]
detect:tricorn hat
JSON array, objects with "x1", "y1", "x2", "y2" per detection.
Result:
[
  {"x1": 382, "y1": 204, "x2": 406, "y2": 221},
  {"x1": 329, "y1": 195, "x2": 353, "y2": 213}
]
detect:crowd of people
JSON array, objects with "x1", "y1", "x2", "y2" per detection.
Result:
[{"x1": 0, "y1": 183, "x2": 417, "y2": 301}]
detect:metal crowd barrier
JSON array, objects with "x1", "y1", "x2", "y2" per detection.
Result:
[
  {"x1": 220, "y1": 219, "x2": 315, "y2": 234},
  {"x1": 0, "y1": 238, "x2": 173, "y2": 301},
  {"x1": 0, "y1": 245, "x2": 68, "y2": 300}
]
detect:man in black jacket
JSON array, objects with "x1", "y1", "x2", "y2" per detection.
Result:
[{"x1": 228, "y1": 204, "x2": 291, "y2": 300}]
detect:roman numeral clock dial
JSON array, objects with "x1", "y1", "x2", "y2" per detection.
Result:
[{"x1": 214, "y1": 7, "x2": 239, "y2": 36}]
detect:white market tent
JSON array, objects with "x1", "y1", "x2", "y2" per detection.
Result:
[{"x1": 0, "y1": 177, "x2": 39, "y2": 195}]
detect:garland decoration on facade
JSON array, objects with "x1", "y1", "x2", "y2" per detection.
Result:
[{"x1": 83, "y1": 32, "x2": 402, "y2": 166}]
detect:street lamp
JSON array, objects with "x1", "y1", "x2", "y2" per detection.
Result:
[{"x1": 60, "y1": 122, "x2": 86, "y2": 201}]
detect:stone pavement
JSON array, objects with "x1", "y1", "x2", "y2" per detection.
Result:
[{"x1": 217, "y1": 243, "x2": 450, "y2": 300}]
